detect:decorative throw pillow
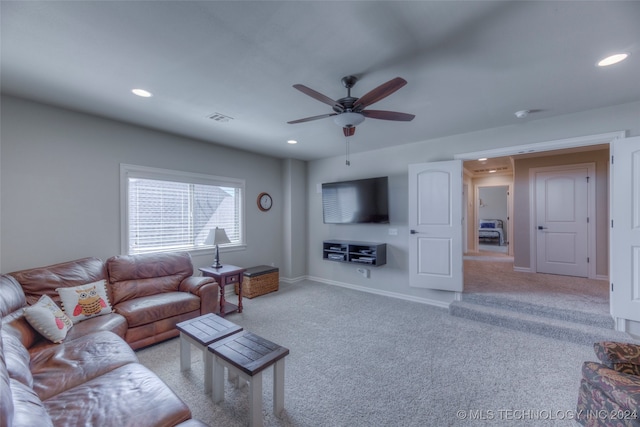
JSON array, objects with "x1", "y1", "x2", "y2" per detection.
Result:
[
  {"x1": 23, "y1": 295, "x2": 74, "y2": 343},
  {"x1": 56, "y1": 279, "x2": 113, "y2": 324}
]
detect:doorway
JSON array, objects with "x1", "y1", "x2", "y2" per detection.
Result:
[
  {"x1": 478, "y1": 185, "x2": 509, "y2": 254},
  {"x1": 459, "y1": 142, "x2": 611, "y2": 310}
]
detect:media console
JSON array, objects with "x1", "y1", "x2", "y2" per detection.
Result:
[{"x1": 322, "y1": 240, "x2": 387, "y2": 267}]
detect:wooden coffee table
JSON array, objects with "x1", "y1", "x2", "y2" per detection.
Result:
[
  {"x1": 176, "y1": 313, "x2": 242, "y2": 393},
  {"x1": 209, "y1": 331, "x2": 289, "y2": 427}
]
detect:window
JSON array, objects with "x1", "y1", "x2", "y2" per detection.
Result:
[{"x1": 121, "y1": 164, "x2": 244, "y2": 255}]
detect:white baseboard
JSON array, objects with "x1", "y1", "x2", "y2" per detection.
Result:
[
  {"x1": 306, "y1": 275, "x2": 451, "y2": 309},
  {"x1": 280, "y1": 276, "x2": 307, "y2": 284},
  {"x1": 512, "y1": 267, "x2": 609, "y2": 281}
]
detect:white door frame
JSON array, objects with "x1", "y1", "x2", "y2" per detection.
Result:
[
  {"x1": 529, "y1": 163, "x2": 596, "y2": 278},
  {"x1": 454, "y1": 130, "x2": 625, "y2": 273}
]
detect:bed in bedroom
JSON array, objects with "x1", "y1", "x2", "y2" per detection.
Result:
[{"x1": 479, "y1": 219, "x2": 505, "y2": 245}]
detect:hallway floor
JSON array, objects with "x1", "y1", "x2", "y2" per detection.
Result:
[{"x1": 463, "y1": 252, "x2": 609, "y2": 317}]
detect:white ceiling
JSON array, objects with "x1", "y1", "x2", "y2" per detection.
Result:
[{"x1": 1, "y1": 1, "x2": 639, "y2": 161}]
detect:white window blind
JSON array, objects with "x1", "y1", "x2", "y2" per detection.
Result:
[{"x1": 121, "y1": 165, "x2": 244, "y2": 255}]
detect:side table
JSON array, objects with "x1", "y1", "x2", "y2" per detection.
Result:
[
  {"x1": 199, "y1": 265, "x2": 246, "y2": 317},
  {"x1": 209, "y1": 331, "x2": 289, "y2": 427},
  {"x1": 176, "y1": 313, "x2": 243, "y2": 393}
]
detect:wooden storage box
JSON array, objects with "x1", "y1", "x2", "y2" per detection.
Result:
[{"x1": 235, "y1": 265, "x2": 279, "y2": 298}]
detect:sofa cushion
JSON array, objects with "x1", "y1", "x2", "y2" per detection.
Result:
[
  {"x1": 10, "y1": 257, "x2": 107, "y2": 307},
  {"x1": 24, "y1": 295, "x2": 74, "y2": 343},
  {"x1": 9, "y1": 379, "x2": 54, "y2": 427},
  {"x1": 29, "y1": 331, "x2": 138, "y2": 400},
  {"x1": 1, "y1": 324, "x2": 15, "y2": 427},
  {"x1": 1, "y1": 331, "x2": 33, "y2": 388},
  {"x1": 63, "y1": 312, "x2": 128, "y2": 341},
  {"x1": 57, "y1": 280, "x2": 113, "y2": 324},
  {"x1": 44, "y1": 363, "x2": 191, "y2": 427},
  {"x1": 0, "y1": 275, "x2": 27, "y2": 318},
  {"x1": 114, "y1": 292, "x2": 201, "y2": 328},
  {"x1": 106, "y1": 252, "x2": 193, "y2": 305},
  {"x1": 594, "y1": 341, "x2": 640, "y2": 376}
]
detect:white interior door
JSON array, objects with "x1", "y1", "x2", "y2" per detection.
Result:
[
  {"x1": 408, "y1": 160, "x2": 463, "y2": 292},
  {"x1": 611, "y1": 136, "x2": 640, "y2": 326},
  {"x1": 534, "y1": 165, "x2": 591, "y2": 277}
]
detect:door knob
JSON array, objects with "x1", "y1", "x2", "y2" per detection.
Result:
[{"x1": 537, "y1": 226, "x2": 547, "y2": 230}]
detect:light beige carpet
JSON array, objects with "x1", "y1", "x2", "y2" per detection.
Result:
[{"x1": 463, "y1": 254, "x2": 608, "y2": 315}]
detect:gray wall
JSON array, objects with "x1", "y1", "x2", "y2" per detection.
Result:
[
  {"x1": 282, "y1": 158, "x2": 307, "y2": 280},
  {"x1": 307, "y1": 101, "x2": 640, "y2": 305},
  {"x1": 2, "y1": 94, "x2": 639, "y2": 302},
  {"x1": 0, "y1": 95, "x2": 285, "y2": 273},
  {"x1": 478, "y1": 186, "x2": 509, "y2": 242}
]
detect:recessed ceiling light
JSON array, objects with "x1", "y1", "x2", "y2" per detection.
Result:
[
  {"x1": 597, "y1": 53, "x2": 629, "y2": 67},
  {"x1": 131, "y1": 88, "x2": 153, "y2": 98},
  {"x1": 287, "y1": 140, "x2": 298, "y2": 145},
  {"x1": 489, "y1": 169, "x2": 497, "y2": 173},
  {"x1": 478, "y1": 158, "x2": 488, "y2": 161}
]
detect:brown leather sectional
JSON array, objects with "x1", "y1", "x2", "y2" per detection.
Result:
[{"x1": 1, "y1": 252, "x2": 218, "y2": 427}]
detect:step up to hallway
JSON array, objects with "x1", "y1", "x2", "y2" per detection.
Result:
[{"x1": 449, "y1": 293, "x2": 638, "y2": 346}]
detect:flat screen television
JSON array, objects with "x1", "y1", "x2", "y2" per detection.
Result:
[{"x1": 322, "y1": 176, "x2": 389, "y2": 224}]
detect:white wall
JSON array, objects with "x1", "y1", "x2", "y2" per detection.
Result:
[
  {"x1": 0, "y1": 95, "x2": 285, "y2": 273},
  {"x1": 307, "y1": 101, "x2": 640, "y2": 306}
]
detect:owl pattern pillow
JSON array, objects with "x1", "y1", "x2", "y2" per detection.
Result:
[
  {"x1": 57, "y1": 280, "x2": 113, "y2": 324},
  {"x1": 24, "y1": 294, "x2": 74, "y2": 343}
]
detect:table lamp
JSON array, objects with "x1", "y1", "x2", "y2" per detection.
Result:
[{"x1": 205, "y1": 227, "x2": 230, "y2": 268}]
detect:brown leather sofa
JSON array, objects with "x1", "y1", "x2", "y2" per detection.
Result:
[
  {"x1": 1, "y1": 252, "x2": 218, "y2": 426},
  {"x1": 0, "y1": 274, "x2": 209, "y2": 427},
  {"x1": 10, "y1": 252, "x2": 218, "y2": 349}
]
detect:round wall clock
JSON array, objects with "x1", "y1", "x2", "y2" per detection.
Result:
[{"x1": 257, "y1": 192, "x2": 272, "y2": 211}]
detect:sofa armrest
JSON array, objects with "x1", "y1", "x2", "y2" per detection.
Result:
[
  {"x1": 179, "y1": 277, "x2": 218, "y2": 315},
  {"x1": 581, "y1": 362, "x2": 640, "y2": 413},
  {"x1": 179, "y1": 276, "x2": 216, "y2": 294},
  {"x1": 594, "y1": 342, "x2": 640, "y2": 376}
]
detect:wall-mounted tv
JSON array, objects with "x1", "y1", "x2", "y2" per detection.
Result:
[{"x1": 322, "y1": 176, "x2": 389, "y2": 224}]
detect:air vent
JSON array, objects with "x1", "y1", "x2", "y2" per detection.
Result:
[
  {"x1": 473, "y1": 166, "x2": 510, "y2": 173},
  {"x1": 207, "y1": 113, "x2": 234, "y2": 123}
]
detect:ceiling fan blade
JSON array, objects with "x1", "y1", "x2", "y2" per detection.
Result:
[
  {"x1": 293, "y1": 84, "x2": 344, "y2": 112},
  {"x1": 362, "y1": 110, "x2": 415, "y2": 121},
  {"x1": 343, "y1": 127, "x2": 356, "y2": 137},
  {"x1": 287, "y1": 113, "x2": 336, "y2": 124},
  {"x1": 353, "y1": 77, "x2": 407, "y2": 109}
]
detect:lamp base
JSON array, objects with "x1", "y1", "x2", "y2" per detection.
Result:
[{"x1": 212, "y1": 245, "x2": 223, "y2": 269}]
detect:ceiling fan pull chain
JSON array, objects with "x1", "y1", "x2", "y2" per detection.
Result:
[{"x1": 345, "y1": 137, "x2": 351, "y2": 166}]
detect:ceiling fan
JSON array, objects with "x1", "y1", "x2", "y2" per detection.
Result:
[{"x1": 288, "y1": 76, "x2": 415, "y2": 137}]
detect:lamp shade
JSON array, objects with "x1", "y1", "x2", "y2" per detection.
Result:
[
  {"x1": 205, "y1": 227, "x2": 230, "y2": 246},
  {"x1": 333, "y1": 112, "x2": 365, "y2": 128}
]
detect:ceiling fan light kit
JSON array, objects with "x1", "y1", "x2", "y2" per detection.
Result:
[{"x1": 333, "y1": 112, "x2": 365, "y2": 128}]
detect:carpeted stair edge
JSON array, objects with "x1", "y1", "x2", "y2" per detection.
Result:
[
  {"x1": 461, "y1": 293, "x2": 614, "y2": 329},
  {"x1": 449, "y1": 300, "x2": 635, "y2": 346}
]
